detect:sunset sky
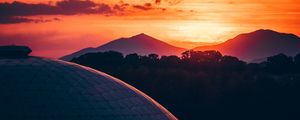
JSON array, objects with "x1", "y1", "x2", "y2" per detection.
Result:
[{"x1": 0, "y1": 0, "x2": 299, "y2": 58}]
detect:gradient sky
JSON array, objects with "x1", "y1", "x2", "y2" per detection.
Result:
[{"x1": 0, "y1": 0, "x2": 299, "y2": 58}]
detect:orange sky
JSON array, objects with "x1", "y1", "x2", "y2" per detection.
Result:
[{"x1": 0, "y1": 0, "x2": 299, "y2": 58}]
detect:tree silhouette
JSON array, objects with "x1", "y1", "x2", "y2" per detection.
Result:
[
  {"x1": 266, "y1": 53, "x2": 294, "y2": 74},
  {"x1": 70, "y1": 50, "x2": 300, "y2": 120},
  {"x1": 294, "y1": 53, "x2": 300, "y2": 72}
]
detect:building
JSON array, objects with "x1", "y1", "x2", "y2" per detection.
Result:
[{"x1": 0, "y1": 45, "x2": 177, "y2": 120}]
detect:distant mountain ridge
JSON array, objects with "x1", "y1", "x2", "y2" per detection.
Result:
[
  {"x1": 62, "y1": 29, "x2": 300, "y2": 62},
  {"x1": 193, "y1": 29, "x2": 300, "y2": 62},
  {"x1": 61, "y1": 33, "x2": 186, "y2": 61}
]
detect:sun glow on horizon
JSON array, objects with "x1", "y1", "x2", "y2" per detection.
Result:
[{"x1": 166, "y1": 21, "x2": 236, "y2": 42}]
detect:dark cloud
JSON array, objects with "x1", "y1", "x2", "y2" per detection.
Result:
[
  {"x1": 31, "y1": 17, "x2": 61, "y2": 23},
  {"x1": 0, "y1": 16, "x2": 61, "y2": 24},
  {"x1": 0, "y1": 0, "x2": 116, "y2": 23},
  {"x1": 55, "y1": 0, "x2": 98, "y2": 14},
  {"x1": 144, "y1": 3, "x2": 152, "y2": 7},
  {"x1": 0, "y1": 16, "x2": 32, "y2": 24},
  {"x1": 132, "y1": 3, "x2": 153, "y2": 11},
  {"x1": 155, "y1": 0, "x2": 162, "y2": 5},
  {"x1": 56, "y1": 0, "x2": 96, "y2": 9},
  {"x1": 154, "y1": 0, "x2": 183, "y2": 5},
  {"x1": 98, "y1": 3, "x2": 113, "y2": 14},
  {"x1": 111, "y1": 2, "x2": 130, "y2": 13},
  {"x1": 0, "y1": 0, "x2": 174, "y2": 24},
  {"x1": 0, "y1": 0, "x2": 167, "y2": 17},
  {"x1": 0, "y1": 1, "x2": 57, "y2": 16},
  {"x1": 0, "y1": 0, "x2": 107, "y2": 16}
]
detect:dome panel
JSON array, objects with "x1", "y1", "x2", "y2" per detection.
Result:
[{"x1": 0, "y1": 57, "x2": 176, "y2": 120}]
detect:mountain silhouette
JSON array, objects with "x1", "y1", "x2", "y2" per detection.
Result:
[
  {"x1": 193, "y1": 29, "x2": 300, "y2": 62},
  {"x1": 61, "y1": 33, "x2": 186, "y2": 61}
]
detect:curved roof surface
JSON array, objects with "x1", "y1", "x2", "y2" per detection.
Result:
[{"x1": 0, "y1": 56, "x2": 177, "y2": 120}]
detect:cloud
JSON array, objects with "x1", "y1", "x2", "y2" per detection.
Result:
[
  {"x1": 0, "y1": 0, "x2": 168, "y2": 16},
  {"x1": 154, "y1": 0, "x2": 183, "y2": 5},
  {"x1": 56, "y1": 0, "x2": 96, "y2": 9},
  {"x1": 0, "y1": 0, "x2": 194, "y2": 24},
  {"x1": 0, "y1": 0, "x2": 174, "y2": 24},
  {"x1": 0, "y1": 16, "x2": 32, "y2": 24},
  {"x1": 55, "y1": 0, "x2": 98, "y2": 14},
  {"x1": 97, "y1": 3, "x2": 113, "y2": 14},
  {"x1": 132, "y1": 3, "x2": 154, "y2": 11},
  {"x1": 155, "y1": 0, "x2": 162, "y2": 5},
  {"x1": 0, "y1": 16, "x2": 61, "y2": 24},
  {"x1": 0, "y1": 1, "x2": 56, "y2": 16},
  {"x1": 0, "y1": 1, "x2": 109, "y2": 16}
]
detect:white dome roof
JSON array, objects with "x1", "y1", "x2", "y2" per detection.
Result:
[{"x1": 0, "y1": 46, "x2": 176, "y2": 120}]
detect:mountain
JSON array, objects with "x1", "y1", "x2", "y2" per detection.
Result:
[
  {"x1": 193, "y1": 29, "x2": 300, "y2": 62},
  {"x1": 61, "y1": 33, "x2": 186, "y2": 61}
]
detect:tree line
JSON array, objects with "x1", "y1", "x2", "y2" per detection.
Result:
[{"x1": 70, "y1": 50, "x2": 300, "y2": 120}]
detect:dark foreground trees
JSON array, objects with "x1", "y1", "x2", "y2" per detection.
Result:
[{"x1": 71, "y1": 51, "x2": 300, "y2": 120}]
